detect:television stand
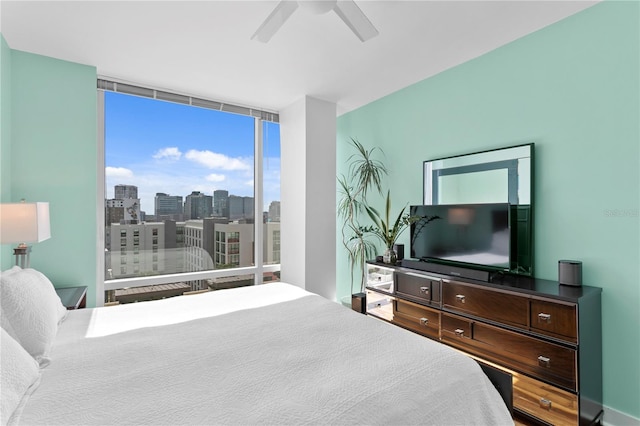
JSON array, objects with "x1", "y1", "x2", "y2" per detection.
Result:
[{"x1": 365, "y1": 260, "x2": 603, "y2": 426}]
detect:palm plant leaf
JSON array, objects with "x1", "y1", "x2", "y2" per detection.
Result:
[
  {"x1": 337, "y1": 138, "x2": 388, "y2": 293},
  {"x1": 364, "y1": 204, "x2": 384, "y2": 240},
  {"x1": 348, "y1": 138, "x2": 387, "y2": 198},
  {"x1": 365, "y1": 191, "x2": 415, "y2": 248}
]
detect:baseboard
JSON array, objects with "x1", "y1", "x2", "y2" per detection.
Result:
[{"x1": 603, "y1": 406, "x2": 640, "y2": 426}]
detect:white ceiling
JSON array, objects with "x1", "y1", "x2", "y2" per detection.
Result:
[{"x1": 0, "y1": 0, "x2": 598, "y2": 116}]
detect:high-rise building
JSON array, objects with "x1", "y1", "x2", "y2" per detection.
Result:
[
  {"x1": 105, "y1": 199, "x2": 125, "y2": 226},
  {"x1": 229, "y1": 195, "x2": 254, "y2": 221},
  {"x1": 106, "y1": 198, "x2": 141, "y2": 224},
  {"x1": 107, "y1": 221, "x2": 179, "y2": 280},
  {"x1": 213, "y1": 222, "x2": 253, "y2": 268},
  {"x1": 109, "y1": 185, "x2": 141, "y2": 224},
  {"x1": 184, "y1": 191, "x2": 213, "y2": 220},
  {"x1": 105, "y1": 220, "x2": 186, "y2": 280},
  {"x1": 268, "y1": 201, "x2": 280, "y2": 222},
  {"x1": 155, "y1": 193, "x2": 184, "y2": 221},
  {"x1": 243, "y1": 197, "x2": 254, "y2": 219},
  {"x1": 264, "y1": 222, "x2": 281, "y2": 264},
  {"x1": 115, "y1": 184, "x2": 138, "y2": 199},
  {"x1": 213, "y1": 190, "x2": 229, "y2": 218}
]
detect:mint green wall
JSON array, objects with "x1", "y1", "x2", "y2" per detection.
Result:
[
  {"x1": 5, "y1": 45, "x2": 98, "y2": 307},
  {"x1": 337, "y1": 2, "x2": 639, "y2": 419},
  {"x1": 1, "y1": 36, "x2": 13, "y2": 268}
]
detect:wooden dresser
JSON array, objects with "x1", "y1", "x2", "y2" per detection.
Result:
[{"x1": 365, "y1": 262, "x2": 602, "y2": 426}]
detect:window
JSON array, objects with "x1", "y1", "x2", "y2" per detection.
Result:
[{"x1": 100, "y1": 81, "x2": 281, "y2": 305}]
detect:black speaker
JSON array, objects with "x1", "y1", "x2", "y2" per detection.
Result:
[
  {"x1": 351, "y1": 292, "x2": 366, "y2": 314},
  {"x1": 559, "y1": 260, "x2": 582, "y2": 286},
  {"x1": 393, "y1": 244, "x2": 404, "y2": 261}
]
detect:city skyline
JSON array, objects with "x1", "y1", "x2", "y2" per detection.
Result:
[
  {"x1": 105, "y1": 91, "x2": 281, "y2": 214},
  {"x1": 107, "y1": 184, "x2": 280, "y2": 218}
]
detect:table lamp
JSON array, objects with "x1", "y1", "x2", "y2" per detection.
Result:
[{"x1": 0, "y1": 201, "x2": 51, "y2": 268}]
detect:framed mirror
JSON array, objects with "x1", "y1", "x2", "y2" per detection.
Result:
[{"x1": 423, "y1": 143, "x2": 534, "y2": 276}]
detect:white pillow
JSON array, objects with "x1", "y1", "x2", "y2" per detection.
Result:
[
  {"x1": 1, "y1": 265, "x2": 22, "y2": 278},
  {"x1": 0, "y1": 327, "x2": 41, "y2": 426},
  {"x1": 0, "y1": 268, "x2": 67, "y2": 366}
]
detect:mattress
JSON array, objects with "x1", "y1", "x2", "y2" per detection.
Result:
[{"x1": 16, "y1": 282, "x2": 512, "y2": 425}]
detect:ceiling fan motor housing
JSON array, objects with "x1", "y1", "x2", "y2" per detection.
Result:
[{"x1": 299, "y1": 1, "x2": 337, "y2": 15}]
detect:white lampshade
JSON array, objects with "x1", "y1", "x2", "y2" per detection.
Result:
[{"x1": 0, "y1": 202, "x2": 51, "y2": 244}]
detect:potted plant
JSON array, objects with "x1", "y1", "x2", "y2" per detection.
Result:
[
  {"x1": 364, "y1": 190, "x2": 417, "y2": 264},
  {"x1": 337, "y1": 138, "x2": 387, "y2": 295},
  {"x1": 338, "y1": 139, "x2": 438, "y2": 298}
]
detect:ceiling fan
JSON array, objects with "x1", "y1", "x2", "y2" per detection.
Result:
[{"x1": 251, "y1": 0, "x2": 379, "y2": 43}]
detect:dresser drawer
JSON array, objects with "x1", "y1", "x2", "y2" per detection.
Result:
[
  {"x1": 514, "y1": 372, "x2": 578, "y2": 425},
  {"x1": 441, "y1": 312, "x2": 577, "y2": 391},
  {"x1": 473, "y1": 322, "x2": 577, "y2": 391},
  {"x1": 530, "y1": 299, "x2": 577, "y2": 343},
  {"x1": 441, "y1": 312, "x2": 473, "y2": 340},
  {"x1": 392, "y1": 298, "x2": 440, "y2": 339},
  {"x1": 442, "y1": 281, "x2": 528, "y2": 328},
  {"x1": 395, "y1": 271, "x2": 441, "y2": 307},
  {"x1": 365, "y1": 290, "x2": 394, "y2": 322}
]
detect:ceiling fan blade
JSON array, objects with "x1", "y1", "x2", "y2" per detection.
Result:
[
  {"x1": 251, "y1": 1, "x2": 299, "y2": 43},
  {"x1": 333, "y1": 0, "x2": 378, "y2": 42}
]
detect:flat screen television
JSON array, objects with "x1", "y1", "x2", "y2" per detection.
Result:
[{"x1": 410, "y1": 203, "x2": 511, "y2": 271}]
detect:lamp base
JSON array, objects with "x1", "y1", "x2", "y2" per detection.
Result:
[{"x1": 13, "y1": 245, "x2": 31, "y2": 268}]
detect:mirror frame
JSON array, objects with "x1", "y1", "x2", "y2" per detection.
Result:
[{"x1": 423, "y1": 143, "x2": 534, "y2": 276}]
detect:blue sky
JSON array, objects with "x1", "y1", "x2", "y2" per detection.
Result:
[{"x1": 105, "y1": 92, "x2": 280, "y2": 214}]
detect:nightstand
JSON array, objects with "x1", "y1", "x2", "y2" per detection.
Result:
[{"x1": 55, "y1": 286, "x2": 88, "y2": 310}]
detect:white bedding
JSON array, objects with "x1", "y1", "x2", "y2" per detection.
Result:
[{"x1": 15, "y1": 283, "x2": 512, "y2": 425}]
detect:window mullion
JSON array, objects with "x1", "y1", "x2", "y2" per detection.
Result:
[{"x1": 254, "y1": 118, "x2": 264, "y2": 283}]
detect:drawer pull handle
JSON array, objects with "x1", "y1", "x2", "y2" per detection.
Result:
[
  {"x1": 419, "y1": 317, "x2": 429, "y2": 326},
  {"x1": 539, "y1": 398, "x2": 552, "y2": 410},
  {"x1": 538, "y1": 355, "x2": 551, "y2": 367},
  {"x1": 538, "y1": 313, "x2": 552, "y2": 323},
  {"x1": 455, "y1": 294, "x2": 466, "y2": 303},
  {"x1": 454, "y1": 328, "x2": 465, "y2": 337},
  {"x1": 420, "y1": 286, "x2": 429, "y2": 295}
]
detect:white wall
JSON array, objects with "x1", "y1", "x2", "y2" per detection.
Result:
[{"x1": 280, "y1": 96, "x2": 336, "y2": 300}]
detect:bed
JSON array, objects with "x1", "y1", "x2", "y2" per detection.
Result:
[{"x1": 1, "y1": 267, "x2": 513, "y2": 425}]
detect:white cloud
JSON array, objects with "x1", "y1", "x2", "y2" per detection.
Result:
[
  {"x1": 245, "y1": 179, "x2": 254, "y2": 187},
  {"x1": 153, "y1": 147, "x2": 182, "y2": 161},
  {"x1": 105, "y1": 166, "x2": 134, "y2": 178},
  {"x1": 185, "y1": 149, "x2": 251, "y2": 171},
  {"x1": 206, "y1": 174, "x2": 226, "y2": 182}
]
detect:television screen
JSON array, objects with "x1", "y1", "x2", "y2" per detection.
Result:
[{"x1": 410, "y1": 203, "x2": 511, "y2": 270}]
